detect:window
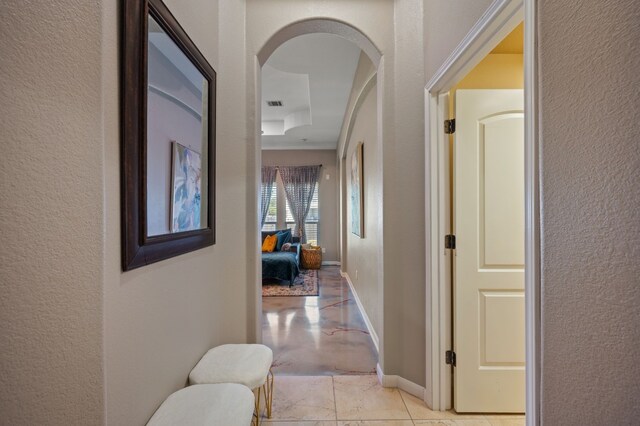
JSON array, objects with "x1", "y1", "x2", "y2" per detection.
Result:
[
  {"x1": 286, "y1": 185, "x2": 319, "y2": 245},
  {"x1": 262, "y1": 183, "x2": 277, "y2": 232}
]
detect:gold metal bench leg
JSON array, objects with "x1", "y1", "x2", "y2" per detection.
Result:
[
  {"x1": 253, "y1": 386, "x2": 262, "y2": 426},
  {"x1": 263, "y1": 368, "x2": 274, "y2": 418}
]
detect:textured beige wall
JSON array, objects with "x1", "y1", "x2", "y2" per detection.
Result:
[
  {"x1": 384, "y1": 0, "x2": 426, "y2": 384},
  {"x1": 103, "y1": 1, "x2": 253, "y2": 425},
  {"x1": 0, "y1": 1, "x2": 105, "y2": 424},
  {"x1": 247, "y1": 0, "x2": 427, "y2": 386},
  {"x1": 345, "y1": 84, "x2": 382, "y2": 337},
  {"x1": 425, "y1": 0, "x2": 640, "y2": 421},
  {"x1": 261, "y1": 150, "x2": 339, "y2": 261},
  {"x1": 538, "y1": 0, "x2": 640, "y2": 423}
]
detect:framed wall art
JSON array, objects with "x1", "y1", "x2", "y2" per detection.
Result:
[
  {"x1": 170, "y1": 141, "x2": 202, "y2": 233},
  {"x1": 351, "y1": 142, "x2": 364, "y2": 237}
]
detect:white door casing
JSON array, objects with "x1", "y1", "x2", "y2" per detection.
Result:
[{"x1": 454, "y1": 89, "x2": 525, "y2": 413}]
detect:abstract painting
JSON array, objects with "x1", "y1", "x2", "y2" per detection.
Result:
[
  {"x1": 351, "y1": 142, "x2": 364, "y2": 237},
  {"x1": 170, "y1": 141, "x2": 202, "y2": 232}
]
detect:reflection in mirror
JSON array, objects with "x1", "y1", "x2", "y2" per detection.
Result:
[{"x1": 147, "y1": 16, "x2": 208, "y2": 236}]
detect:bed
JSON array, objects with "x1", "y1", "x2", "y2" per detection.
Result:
[
  {"x1": 261, "y1": 230, "x2": 301, "y2": 286},
  {"x1": 261, "y1": 245, "x2": 300, "y2": 286}
]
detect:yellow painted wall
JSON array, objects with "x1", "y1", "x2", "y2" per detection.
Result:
[
  {"x1": 455, "y1": 53, "x2": 523, "y2": 89},
  {"x1": 451, "y1": 53, "x2": 523, "y2": 116}
]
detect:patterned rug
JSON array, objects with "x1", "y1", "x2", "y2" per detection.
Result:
[{"x1": 262, "y1": 269, "x2": 319, "y2": 297}]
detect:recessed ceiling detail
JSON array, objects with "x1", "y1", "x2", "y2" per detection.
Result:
[
  {"x1": 261, "y1": 65, "x2": 312, "y2": 136},
  {"x1": 261, "y1": 33, "x2": 362, "y2": 150}
]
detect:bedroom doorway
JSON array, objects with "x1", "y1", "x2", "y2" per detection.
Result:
[
  {"x1": 257, "y1": 29, "x2": 381, "y2": 376},
  {"x1": 425, "y1": 7, "x2": 535, "y2": 419}
]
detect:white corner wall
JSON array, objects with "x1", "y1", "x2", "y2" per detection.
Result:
[
  {"x1": 0, "y1": 1, "x2": 105, "y2": 424},
  {"x1": 385, "y1": 0, "x2": 427, "y2": 385},
  {"x1": 538, "y1": 0, "x2": 640, "y2": 423}
]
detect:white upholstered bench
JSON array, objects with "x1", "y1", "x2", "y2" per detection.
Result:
[
  {"x1": 189, "y1": 344, "x2": 274, "y2": 425},
  {"x1": 146, "y1": 383, "x2": 254, "y2": 426}
]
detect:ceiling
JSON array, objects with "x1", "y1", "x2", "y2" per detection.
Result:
[{"x1": 261, "y1": 33, "x2": 362, "y2": 150}]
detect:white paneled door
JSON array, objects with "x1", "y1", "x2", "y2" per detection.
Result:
[{"x1": 454, "y1": 89, "x2": 525, "y2": 413}]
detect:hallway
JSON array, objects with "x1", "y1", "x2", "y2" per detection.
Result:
[{"x1": 262, "y1": 266, "x2": 378, "y2": 376}]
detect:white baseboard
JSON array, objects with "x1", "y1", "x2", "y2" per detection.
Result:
[
  {"x1": 376, "y1": 363, "x2": 386, "y2": 386},
  {"x1": 341, "y1": 272, "x2": 379, "y2": 353},
  {"x1": 322, "y1": 260, "x2": 341, "y2": 266},
  {"x1": 342, "y1": 274, "x2": 426, "y2": 402},
  {"x1": 376, "y1": 363, "x2": 426, "y2": 400}
]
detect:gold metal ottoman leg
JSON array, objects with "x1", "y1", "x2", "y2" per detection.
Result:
[
  {"x1": 263, "y1": 368, "x2": 274, "y2": 418},
  {"x1": 253, "y1": 386, "x2": 262, "y2": 426}
]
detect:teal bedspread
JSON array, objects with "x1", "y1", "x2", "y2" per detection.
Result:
[{"x1": 262, "y1": 249, "x2": 300, "y2": 285}]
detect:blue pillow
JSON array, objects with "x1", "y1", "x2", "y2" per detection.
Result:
[{"x1": 275, "y1": 229, "x2": 292, "y2": 251}]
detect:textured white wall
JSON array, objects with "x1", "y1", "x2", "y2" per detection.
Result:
[
  {"x1": 0, "y1": 1, "x2": 105, "y2": 424},
  {"x1": 423, "y1": 0, "x2": 493, "y2": 82},
  {"x1": 345, "y1": 85, "x2": 382, "y2": 337},
  {"x1": 246, "y1": 0, "x2": 427, "y2": 386},
  {"x1": 337, "y1": 52, "x2": 377, "y2": 273},
  {"x1": 538, "y1": 0, "x2": 640, "y2": 423}
]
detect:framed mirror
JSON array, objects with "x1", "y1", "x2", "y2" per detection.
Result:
[{"x1": 121, "y1": 0, "x2": 216, "y2": 271}]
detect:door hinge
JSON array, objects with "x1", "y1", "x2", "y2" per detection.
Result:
[
  {"x1": 444, "y1": 119, "x2": 456, "y2": 134},
  {"x1": 445, "y1": 350, "x2": 456, "y2": 367},
  {"x1": 445, "y1": 234, "x2": 456, "y2": 249}
]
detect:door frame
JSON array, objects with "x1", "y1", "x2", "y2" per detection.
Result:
[{"x1": 424, "y1": 0, "x2": 540, "y2": 424}]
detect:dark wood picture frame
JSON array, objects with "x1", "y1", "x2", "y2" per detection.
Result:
[{"x1": 121, "y1": 0, "x2": 216, "y2": 271}]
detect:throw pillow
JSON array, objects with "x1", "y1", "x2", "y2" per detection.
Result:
[
  {"x1": 275, "y1": 229, "x2": 292, "y2": 251},
  {"x1": 281, "y1": 242, "x2": 292, "y2": 252},
  {"x1": 261, "y1": 234, "x2": 278, "y2": 252}
]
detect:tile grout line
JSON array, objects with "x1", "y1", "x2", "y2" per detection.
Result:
[
  {"x1": 398, "y1": 388, "x2": 417, "y2": 425},
  {"x1": 331, "y1": 375, "x2": 339, "y2": 424}
]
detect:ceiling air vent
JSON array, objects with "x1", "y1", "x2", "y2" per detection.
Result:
[{"x1": 266, "y1": 100, "x2": 283, "y2": 107}]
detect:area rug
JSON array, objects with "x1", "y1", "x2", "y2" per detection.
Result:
[{"x1": 262, "y1": 269, "x2": 319, "y2": 297}]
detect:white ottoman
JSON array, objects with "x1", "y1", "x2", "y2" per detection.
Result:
[
  {"x1": 189, "y1": 344, "x2": 274, "y2": 425},
  {"x1": 147, "y1": 384, "x2": 254, "y2": 426}
]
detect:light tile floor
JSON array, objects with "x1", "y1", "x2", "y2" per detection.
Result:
[{"x1": 262, "y1": 376, "x2": 525, "y2": 426}]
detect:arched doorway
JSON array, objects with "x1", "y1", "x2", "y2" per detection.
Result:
[{"x1": 253, "y1": 18, "x2": 386, "y2": 375}]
